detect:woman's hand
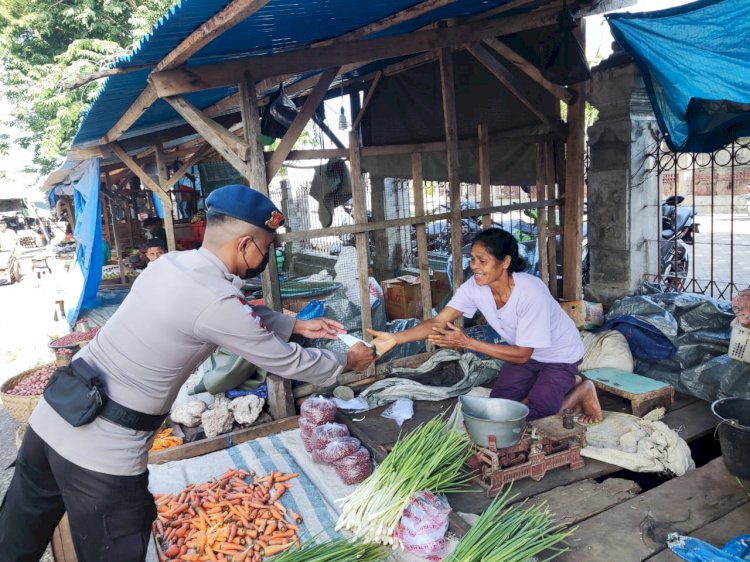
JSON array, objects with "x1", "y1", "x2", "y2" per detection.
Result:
[
  {"x1": 294, "y1": 318, "x2": 346, "y2": 340},
  {"x1": 366, "y1": 328, "x2": 398, "y2": 357},
  {"x1": 428, "y1": 322, "x2": 471, "y2": 349}
]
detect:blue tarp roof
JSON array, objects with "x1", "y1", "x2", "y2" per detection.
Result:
[
  {"x1": 72, "y1": 0, "x2": 522, "y2": 147},
  {"x1": 608, "y1": 0, "x2": 750, "y2": 153}
]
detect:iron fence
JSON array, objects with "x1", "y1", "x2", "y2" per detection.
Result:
[{"x1": 644, "y1": 135, "x2": 750, "y2": 299}]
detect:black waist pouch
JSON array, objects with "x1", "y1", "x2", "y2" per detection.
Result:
[{"x1": 43, "y1": 360, "x2": 105, "y2": 427}]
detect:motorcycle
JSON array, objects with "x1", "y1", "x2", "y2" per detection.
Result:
[{"x1": 660, "y1": 195, "x2": 698, "y2": 291}]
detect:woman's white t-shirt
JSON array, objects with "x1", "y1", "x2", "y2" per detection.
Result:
[{"x1": 446, "y1": 272, "x2": 583, "y2": 364}]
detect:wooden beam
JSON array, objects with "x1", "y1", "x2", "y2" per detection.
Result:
[
  {"x1": 165, "y1": 96, "x2": 251, "y2": 162},
  {"x1": 562, "y1": 22, "x2": 586, "y2": 300},
  {"x1": 478, "y1": 123, "x2": 492, "y2": 230},
  {"x1": 349, "y1": 131, "x2": 375, "y2": 376},
  {"x1": 150, "y1": 8, "x2": 562, "y2": 97},
  {"x1": 467, "y1": 42, "x2": 567, "y2": 139},
  {"x1": 165, "y1": 96, "x2": 252, "y2": 178},
  {"x1": 103, "y1": 85, "x2": 158, "y2": 144},
  {"x1": 312, "y1": 113, "x2": 346, "y2": 149},
  {"x1": 535, "y1": 143, "x2": 550, "y2": 289},
  {"x1": 545, "y1": 142, "x2": 559, "y2": 299},
  {"x1": 412, "y1": 153, "x2": 435, "y2": 349},
  {"x1": 155, "y1": 0, "x2": 271, "y2": 72},
  {"x1": 238, "y1": 72, "x2": 294, "y2": 420},
  {"x1": 154, "y1": 143, "x2": 177, "y2": 252},
  {"x1": 438, "y1": 47, "x2": 464, "y2": 300},
  {"x1": 266, "y1": 67, "x2": 340, "y2": 180},
  {"x1": 111, "y1": 142, "x2": 167, "y2": 200},
  {"x1": 351, "y1": 72, "x2": 382, "y2": 131},
  {"x1": 166, "y1": 143, "x2": 213, "y2": 188},
  {"x1": 483, "y1": 37, "x2": 575, "y2": 104}
]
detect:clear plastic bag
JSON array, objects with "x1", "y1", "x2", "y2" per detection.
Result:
[
  {"x1": 381, "y1": 398, "x2": 414, "y2": 427},
  {"x1": 396, "y1": 491, "x2": 452, "y2": 559},
  {"x1": 333, "y1": 446, "x2": 372, "y2": 485},
  {"x1": 312, "y1": 436, "x2": 361, "y2": 464},
  {"x1": 300, "y1": 396, "x2": 337, "y2": 425},
  {"x1": 298, "y1": 416, "x2": 319, "y2": 437},
  {"x1": 311, "y1": 422, "x2": 350, "y2": 451}
]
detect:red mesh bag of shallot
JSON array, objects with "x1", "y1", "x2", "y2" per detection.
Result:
[
  {"x1": 311, "y1": 423, "x2": 350, "y2": 451},
  {"x1": 312, "y1": 436, "x2": 361, "y2": 464},
  {"x1": 300, "y1": 396, "x2": 336, "y2": 425},
  {"x1": 298, "y1": 416, "x2": 319, "y2": 438},
  {"x1": 333, "y1": 446, "x2": 373, "y2": 485},
  {"x1": 301, "y1": 433, "x2": 315, "y2": 453}
]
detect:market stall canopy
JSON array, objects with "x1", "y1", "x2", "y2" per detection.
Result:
[{"x1": 608, "y1": 0, "x2": 750, "y2": 153}]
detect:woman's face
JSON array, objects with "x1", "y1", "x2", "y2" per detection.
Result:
[{"x1": 469, "y1": 242, "x2": 511, "y2": 285}]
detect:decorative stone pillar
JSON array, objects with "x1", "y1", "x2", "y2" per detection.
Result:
[{"x1": 585, "y1": 45, "x2": 660, "y2": 307}]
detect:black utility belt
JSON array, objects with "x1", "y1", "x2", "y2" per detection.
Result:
[{"x1": 43, "y1": 359, "x2": 167, "y2": 432}]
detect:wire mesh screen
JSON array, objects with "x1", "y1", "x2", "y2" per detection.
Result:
[{"x1": 268, "y1": 171, "x2": 547, "y2": 321}]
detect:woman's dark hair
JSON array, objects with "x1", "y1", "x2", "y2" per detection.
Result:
[{"x1": 471, "y1": 228, "x2": 528, "y2": 273}]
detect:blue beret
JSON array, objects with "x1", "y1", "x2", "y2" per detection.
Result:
[{"x1": 206, "y1": 184, "x2": 285, "y2": 232}]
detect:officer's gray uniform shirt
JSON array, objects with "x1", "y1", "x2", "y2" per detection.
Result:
[{"x1": 30, "y1": 247, "x2": 346, "y2": 476}]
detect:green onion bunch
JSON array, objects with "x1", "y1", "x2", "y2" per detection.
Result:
[
  {"x1": 270, "y1": 537, "x2": 389, "y2": 562},
  {"x1": 336, "y1": 412, "x2": 472, "y2": 545},
  {"x1": 446, "y1": 487, "x2": 575, "y2": 562}
]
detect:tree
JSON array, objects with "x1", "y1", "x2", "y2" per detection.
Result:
[{"x1": 0, "y1": 0, "x2": 174, "y2": 174}]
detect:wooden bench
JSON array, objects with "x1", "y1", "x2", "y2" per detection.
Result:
[{"x1": 583, "y1": 367, "x2": 675, "y2": 417}]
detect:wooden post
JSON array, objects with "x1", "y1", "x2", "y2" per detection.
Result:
[
  {"x1": 438, "y1": 47, "x2": 463, "y2": 308},
  {"x1": 478, "y1": 124, "x2": 492, "y2": 230},
  {"x1": 349, "y1": 131, "x2": 375, "y2": 375},
  {"x1": 239, "y1": 72, "x2": 293, "y2": 420},
  {"x1": 155, "y1": 143, "x2": 177, "y2": 252},
  {"x1": 562, "y1": 22, "x2": 586, "y2": 300},
  {"x1": 412, "y1": 153, "x2": 434, "y2": 352},
  {"x1": 545, "y1": 143, "x2": 559, "y2": 298},
  {"x1": 535, "y1": 143, "x2": 550, "y2": 289}
]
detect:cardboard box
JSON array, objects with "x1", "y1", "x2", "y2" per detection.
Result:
[
  {"x1": 430, "y1": 270, "x2": 452, "y2": 306},
  {"x1": 560, "y1": 300, "x2": 604, "y2": 330},
  {"x1": 383, "y1": 275, "x2": 424, "y2": 320}
]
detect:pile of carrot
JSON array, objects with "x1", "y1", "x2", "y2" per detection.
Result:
[{"x1": 153, "y1": 468, "x2": 301, "y2": 561}]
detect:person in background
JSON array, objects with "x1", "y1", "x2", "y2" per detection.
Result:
[
  {"x1": 142, "y1": 217, "x2": 166, "y2": 245},
  {"x1": 0, "y1": 185, "x2": 375, "y2": 562},
  {"x1": 145, "y1": 239, "x2": 166, "y2": 263},
  {"x1": 369, "y1": 228, "x2": 602, "y2": 424},
  {"x1": 102, "y1": 237, "x2": 111, "y2": 263}
]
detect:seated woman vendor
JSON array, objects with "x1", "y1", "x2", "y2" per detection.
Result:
[{"x1": 369, "y1": 228, "x2": 602, "y2": 424}]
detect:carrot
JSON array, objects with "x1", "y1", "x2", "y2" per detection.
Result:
[
  {"x1": 288, "y1": 510, "x2": 302, "y2": 523},
  {"x1": 261, "y1": 543, "x2": 293, "y2": 556},
  {"x1": 274, "y1": 472, "x2": 298, "y2": 482},
  {"x1": 165, "y1": 545, "x2": 180, "y2": 558}
]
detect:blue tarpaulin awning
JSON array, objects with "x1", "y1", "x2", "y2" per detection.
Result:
[{"x1": 607, "y1": 0, "x2": 750, "y2": 153}]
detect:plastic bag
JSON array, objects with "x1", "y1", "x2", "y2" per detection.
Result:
[
  {"x1": 312, "y1": 436, "x2": 361, "y2": 464},
  {"x1": 311, "y1": 422, "x2": 350, "y2": 451},
  {"x1": 396, "y1": 491, "x2": 452, "y2": 559},
  {"x1": 333, "y1": 446, "x2": 372, "y2": 485},
  {"x1": 298, "y1": 415, "x2": 320, "y2": 437},
  {"x1": 300, "y1": 396, "x2": 337, "y2": 425},
  {"x1": 381, "y1": 398, "x2": 414, "y2": 427},
  {"x1": 297, "y1": 300, "x2": 325, "y2": 321}
]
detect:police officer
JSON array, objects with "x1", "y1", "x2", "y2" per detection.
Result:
[{"x1": 0, "y1": 185, "x2": 376, "y2": 561}]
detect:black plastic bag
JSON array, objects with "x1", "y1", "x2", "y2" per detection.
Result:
[{"x1": 261, "y1": 87, "x2": 298, "y2": 139}]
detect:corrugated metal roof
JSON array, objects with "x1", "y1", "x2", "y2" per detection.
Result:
[{"x1": 72, "y1": 0, "x2": 520, "y2": 147}]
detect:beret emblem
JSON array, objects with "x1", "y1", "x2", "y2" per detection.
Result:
[{"x1": 265, "y1": 210, "x2": 284, "y2": 230}]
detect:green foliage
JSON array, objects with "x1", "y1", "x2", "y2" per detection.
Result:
[{"x1": 0, "y1": 0, "x2": 177, "y2": 174}]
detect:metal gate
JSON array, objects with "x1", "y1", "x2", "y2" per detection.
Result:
[{"x1": 645, "y1": 135, "x2": 750, "y2": 299}]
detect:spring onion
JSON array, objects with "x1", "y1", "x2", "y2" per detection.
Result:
[
  {"x1": 336, "y1": 412, "x2": 472, "y2": 545},
  {"x1": 446, "y1": 486, "x2": 575, "y2": 562},
  {"x1": 270, "y1": 537, "x2": 388, "y2": 561}
]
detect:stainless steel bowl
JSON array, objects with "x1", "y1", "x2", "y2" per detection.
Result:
[{"x1": 459, "y1": 395, "x2": 529, "y2": 448}]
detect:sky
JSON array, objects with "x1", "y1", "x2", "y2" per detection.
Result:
[{"x1": 0, "y1": 0, "x2": 700, "y2": 194}]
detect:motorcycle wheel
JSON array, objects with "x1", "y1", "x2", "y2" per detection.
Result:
[{"x1": 661, "y1": 251, "x2": 689, "y2": 292}]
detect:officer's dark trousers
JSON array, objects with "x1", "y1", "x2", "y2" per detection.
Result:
[{"x1": 0, "y1": 427, "x2": 156, "y2": 562}]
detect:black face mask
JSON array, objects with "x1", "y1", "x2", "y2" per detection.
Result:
[{"x1": 243, "y1": 249, "x2": 269, "y2": 280}]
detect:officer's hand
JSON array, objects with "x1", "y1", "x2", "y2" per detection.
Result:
[
  {"x1": 345, "y1": 342, "x2": 376, "y2": 372},
  {"x1": 366, "y1": 329, "x2": 398, "y2": 357},
  {"x1": 294, "y1": 318, "x2": 345, "y2": 340}
]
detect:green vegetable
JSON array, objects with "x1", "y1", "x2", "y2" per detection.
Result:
[
  {"x1": 446, "y1": 486, "x2": 575, "y2": 562},
  {"x1": 336, "y1": 411, "x2": 472, "y2": 545},
  {"x1": 270, "y1": 537, "x2": 388, "y2": 561}
]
